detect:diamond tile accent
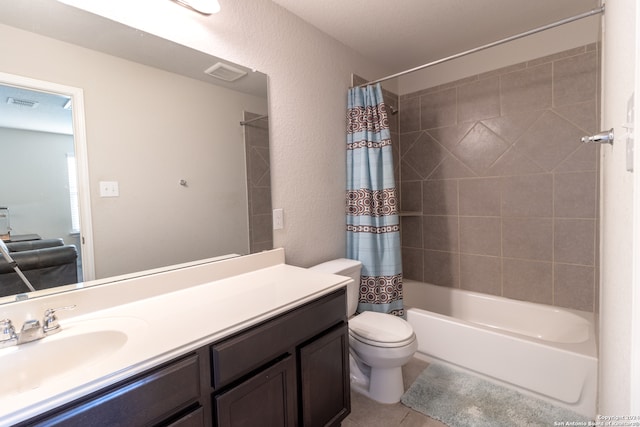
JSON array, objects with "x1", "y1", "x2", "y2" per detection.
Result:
[
  {"x1": 481, "y1": 110, "x2": 543, "y2": 144},
  {"x1": 402, "y1": 132, "x2": 448, "y2": 179},
  {"x1": 427, "y1": 122, "x2": 475, "y2": 151},
  {"x1": 452, "y1": 122, "x2": 509, "y2": 174},
  {"x1": 555, "y1": 144, "x2": 598, "y2": 172},
  {"x1": 553, "y1": 100, "x2": 598, "y2": 134},
  {"x1": 428, "y1": 155, "x2": 476, "y2": 180},
  {"x1": 514, "y1": 111, "x2": 584, "y2": 172},
  {"x1": 486, "y1": 147, "x2": 544, "y2": 177}
]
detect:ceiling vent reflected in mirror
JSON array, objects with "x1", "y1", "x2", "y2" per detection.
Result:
[
  {"x1": 205, "y1": 62, "x2": 248, "y2": 82},
  {"x1": 7, "y1": 97, "x2": 39, "y2": 108}
]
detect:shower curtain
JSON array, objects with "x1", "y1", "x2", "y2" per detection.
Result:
[{"x1": 346, "y1": 83, "x2": 404, "y2": 317}]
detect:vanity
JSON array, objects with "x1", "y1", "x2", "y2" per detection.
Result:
[{"x1": 0, "y1": 249, "x2": 351, "y2": 427}]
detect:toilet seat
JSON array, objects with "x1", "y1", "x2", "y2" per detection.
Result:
[{"x1": 349, "y1": 311, "x2": 416, "y2": 348}]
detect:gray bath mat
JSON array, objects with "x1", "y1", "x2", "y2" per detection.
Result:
[{"x1": 401, "y1": 363, "x2": 590, "y2": 427}]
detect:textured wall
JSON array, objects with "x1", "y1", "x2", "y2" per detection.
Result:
[{"x1": 397, "y1": 45, "x2": 600, "y2": 312}]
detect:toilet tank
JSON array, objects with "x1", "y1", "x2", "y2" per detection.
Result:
[{"x1": 310, "y1": 258, "x2": 362, "y2": 317}]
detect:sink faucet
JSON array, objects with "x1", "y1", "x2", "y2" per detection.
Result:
[{"x1": 0, "y1": 305, "x2": 76, "y2": 348}]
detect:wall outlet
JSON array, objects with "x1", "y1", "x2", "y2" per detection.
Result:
[
  {"x1": 99, "y1": 181, "x2": 119, "y2": 197},
  {"x1": 273, "y1": 208, "x2": 284, "y2": 230}
]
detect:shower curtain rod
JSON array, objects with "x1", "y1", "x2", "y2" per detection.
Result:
[
  {"x1": 356, "y1": 5, "x2": 605, "y2": 88},
  {"x1": 240, "y1": 114, "x2": 268, "y2": 126}
]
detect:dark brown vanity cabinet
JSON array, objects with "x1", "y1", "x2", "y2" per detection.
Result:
[
  {"x1": 211, "y1": 289, "x2": 350, "y2": 427},
  {"x1": 18, "y1": 288, "x2": 349, "y2": 427}
]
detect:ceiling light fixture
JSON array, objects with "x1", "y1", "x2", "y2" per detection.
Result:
[{"x1": 174, "y1": 0, "x2": 220, "y2": 15}]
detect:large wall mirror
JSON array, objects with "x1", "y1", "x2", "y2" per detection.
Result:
[{"x1": 0, "y1": 1, "x2": 272, "y2": 304}]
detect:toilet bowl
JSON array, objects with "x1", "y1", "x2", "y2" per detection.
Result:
[{"x1": 310, "y1": 258, "x2": 418, "y2": 404}]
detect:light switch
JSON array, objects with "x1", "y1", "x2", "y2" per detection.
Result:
[
  {"x1": 99, "y1": 181, "x2": 119, "y2": 197},
  {"x1": 273, "y1": 208, "x2": 284, "y2": 230}
]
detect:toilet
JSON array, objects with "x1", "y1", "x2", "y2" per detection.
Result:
[{"x1": 310, "y1": 258, "x2": 418, "y2": 404}]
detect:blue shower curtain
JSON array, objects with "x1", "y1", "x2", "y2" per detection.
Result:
[{"x1": 346, "y1": 83, "x2": 404, "y2": 317}]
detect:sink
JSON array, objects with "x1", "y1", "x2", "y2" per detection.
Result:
[{"x1": 0, "y1": 316, "x2": 147, "y2": 397}]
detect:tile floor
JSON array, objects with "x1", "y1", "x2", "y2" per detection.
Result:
[{"x1": 342, "y1": 358, "x2": 448, "y2": 427}]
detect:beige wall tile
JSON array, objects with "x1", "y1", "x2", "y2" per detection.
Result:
[
  {"x1": 502, "y1": 259, "x2": 553, "y2": 304},
  {"x1": 553, "y1": 51, "x2": 598, "y2": 107},
  {"x1": 502, "y1": 217, "x2": 553, "y2": 261},
  {"x1": 460, "y1": 217, "x2": 501, "y2": 256},
  {"x1": 423, "y1": 250, "x2": 460, "y2": 287},
  {"x1": 459, "y1": 178, "x2": 502, "y2": 216},
  {"x1": 460, "y1": 254, "x2": 502, "y2": 295},
  {"x1": 500, "y1": 63, "x2": 552, "y2": 114},
  {"x1": 554, "y1": 263, "x2": 595, "y2": 311},
  {"x1": 554, "y1": 172, "x2": 598, "y2": 218},
  {"x1": 458, "y1": 76, "x2": 501, "y2": 124},
  {"x1": 423, "y1": 216, "x2": 458, "y2": 251},
  {"x1": 422, "y1": 179, "x2": 458, "y2": 215},
  {"x1": 554, "y1": 219, "x2": 596, "y2": 265},
  {"x1": 501, "y1": 174, "x2": 553, "y2": 217},
  {"x1": 420, "y1": 87, "x2": 457, "y2": 129}
]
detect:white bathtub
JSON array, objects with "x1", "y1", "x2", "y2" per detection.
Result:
[{"x1": 404, "y1": 279, "x2": 597, "y2": 418}]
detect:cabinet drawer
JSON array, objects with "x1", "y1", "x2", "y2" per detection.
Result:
[
  {"x1": 211, "y1": 288, "x2": 346, "y2": 389},
  {"x1": 25, "y1": 354, "x2": 201, "y2": 427}
]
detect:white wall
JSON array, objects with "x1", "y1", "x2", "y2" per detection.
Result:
[
  {"x1": 52, "y1": 0, "x2": 391, "y2": 268},
  {"x1": 0, "y1": 127, "x2": 74, "y2": 242},
  {"x1": 599, "y1": 0, "x2": 638, "y2": 415}
]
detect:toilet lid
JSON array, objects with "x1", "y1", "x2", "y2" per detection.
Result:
[{"x1": 349, "y1": 311, "x2": 415, "y2": 347}]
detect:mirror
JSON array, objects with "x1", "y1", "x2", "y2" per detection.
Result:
[{"x1": 0, "y1": 1, "x2": 272, "y2": 304}]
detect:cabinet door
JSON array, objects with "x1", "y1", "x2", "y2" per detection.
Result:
[
  {"x1": 214, "y1": 355, "x2": 297, "y2": 427},
  {"x1": 299, "y1": 323, "x2": 350, "y2": 427}
]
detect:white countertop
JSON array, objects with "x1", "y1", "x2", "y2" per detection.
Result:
[{"x1": 0, "y1": 249, "x2": 349, "y2": 426}]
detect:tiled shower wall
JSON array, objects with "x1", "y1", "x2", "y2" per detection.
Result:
[
  {"x1": 397, "y1": 44, "x2": 600, "y2": 312},
  {"x1": 243, "y1": 112, "x2": 273, "y2": 253}
]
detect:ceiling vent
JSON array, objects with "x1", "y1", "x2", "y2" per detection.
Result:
[
  {"x1": 7, "y1": 97, "x2": 39, "y2": 108},
  {"x1": 204, "y1": 62, "x2": 248, "y2": 82}
]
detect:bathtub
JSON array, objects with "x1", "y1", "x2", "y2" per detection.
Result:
[{"x1": 404, "y1": 279, "x2": 597, "y2": 418}]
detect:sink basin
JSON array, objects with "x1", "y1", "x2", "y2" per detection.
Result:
[{"x1": 0, "y1": 316, "x2": 147, "y2": 397}]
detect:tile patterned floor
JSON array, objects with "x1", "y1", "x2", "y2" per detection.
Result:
[{"x1": 342, "y1": 358, "x2": 448, "y2": 427}]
